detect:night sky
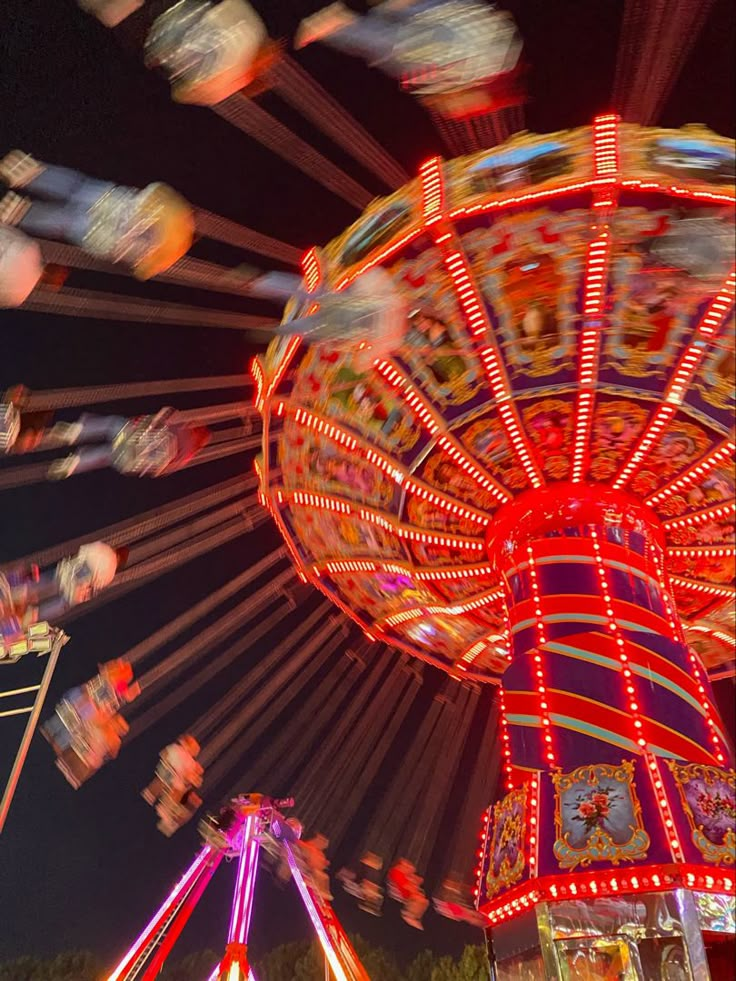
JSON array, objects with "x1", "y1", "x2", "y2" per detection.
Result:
[{"x1": 1, "y1": 0, "x2": 734, "y2": 970}]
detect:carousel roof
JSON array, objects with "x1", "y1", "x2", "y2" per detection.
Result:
[{"x1": 256, "y1": 118, "x2": 736, "y2": 682}]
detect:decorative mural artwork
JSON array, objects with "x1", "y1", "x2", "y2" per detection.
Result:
[
  {"x1": 588, "y1": 401, "x2": 649, "y2": 482},
  {"x1": 407, "y1": 538, "x2": 477, "y2": 567},
  {"x1": 397, "y1": 612, "x2": 481, "y2": 656},
  {"x1": 694, "y1": 331, "x2": 736, "y2": 412},
  {"x1": 667, "y1": 762, "x2": 736, "y2": 866},
  {"x1": 606, "y1": 263, "x2": 694, "y2": 379},
  {"x1": 630, "y1": 419, "x2": 714, "y2": 497},
  {"x1": 454, "y1": 129, "x2": 591, "y2": 206},
  {"x1": 461, "y1": 416, "x2": 529, "y2": 490},
  {"x1": 332, "y1": 193, "x2": 415, "y2": 269},
  {"x1": 419, "y1": 451, "x2": 506, "y2": 509},
  {"x1": 426, "y1": 571, "x2": 500, "y2": 603},
  {"x1": 485, "y1": 786, "x2": 527, "y2": 899},
  {"x1": 667, "y1": 550, "x2": 735, "y2": 585},
  {"x1": 335, "y1": 570, "x2": 434, "y2": 619},
  {"x1": 280, "y1": 424, "x2": 397, "y2": 510},
  {"x1": 405, "y1": 493, "x2": 483, "y2": 536},
  {"x1": 522, "y1": 399, "x2": 574, "y2": 480},
  {"x1": 462, "y1": 210, "x2": 587, "y2": 378},
  {"x1": 292, "y1": 350, "x2": 421, "y2": 454},
  {"x1": 667, "y1": 512, "x2": 735, "y2": 548},
  {"x1": 643, "y1": 134, "x2": 735, "y2": 187},
  {"x1": 386, "y1": 249, "x2": 484, "y2": 407},
  {"x1": 552, "y1": 762, "x2": 650, "y2": 871},
  {"x1": 289, "y1": 508, "x2": 405, "y2": 562},
  {"x1": 654, "y1": 462, "x2": 735, "y2": 519}
]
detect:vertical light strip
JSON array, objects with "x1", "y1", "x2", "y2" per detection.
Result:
[
  {"x1": 571, "y1": 114, "x2": 619, "y2": 484},
  {"x1": 614, "y1": 269, "x2": 736, "y2": 490},
  {"x1": 498, "y1": 685, "x2": 514, "y2": 790},
  {"x1": 473, "y1": 805, "x2": 492, "y2": 908},
  {"x1": 645, "y1": 752, "x2": 685, "y2": 864},
  {"x1": 526, "y1": 544, "x2": 556, "y2": 766},
  {"x1": 528, "y1": 773, "x2": 540, "y2": 879},
  {"x1": 419, "y1": 156, "x2": 445, "y2": 223},
  {"x1": 589, "y1": 529, "x2": 649, "y2": 753}
]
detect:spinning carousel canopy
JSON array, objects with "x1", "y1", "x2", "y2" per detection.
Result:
[{"x1": 255, "y1": 116, "x2": 736, "y2": 683}]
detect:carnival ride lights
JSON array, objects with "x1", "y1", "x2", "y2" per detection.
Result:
[
  {"x1": 107, "y1": 795, "x2": 369, "y2": 981},
  {"x1": 254, "y1": 113, "x2": 736, "y2": 971},
  {"x1": 0, "y1": 0, "x2": 731, "y2": 975}
]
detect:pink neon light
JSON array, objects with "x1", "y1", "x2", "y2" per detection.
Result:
[
  {"x1": 284, "y1": 843, "x2": 352, "y2": 981},
  {"x1": 107, "y1": 847, "x2": 212, "y2": 981}
]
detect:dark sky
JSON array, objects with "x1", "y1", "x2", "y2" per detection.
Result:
[{"x1": 0, "y1": 0, "x2": 734, "y2": 971}]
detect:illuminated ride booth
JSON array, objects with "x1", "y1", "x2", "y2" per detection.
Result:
[{"x1": 254, "y1": 115, "x2": 736, "y2": 979}]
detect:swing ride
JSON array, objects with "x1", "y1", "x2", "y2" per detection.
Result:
[{"x1": 0, "y1": 0, "x2": 734, "y2": 978}]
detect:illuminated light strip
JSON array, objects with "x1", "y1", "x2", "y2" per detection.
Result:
[
  {"x1": 571, "y1": 231, "x2": 613, "y2": 483},
  {"x1": 447, "y1": 171, "x2": 734, "y2": 226},
  {"x1": 435, "y1": 247, "x2": 544, "y2": 489},
  {"x1": 620, "y1": 178, "x2": 735, "y2": 204},
  {"x1": 448, "y1": 176, "x2": 616, "y2": 221},
  {"x1": 319, "y1": 559, "x2": 498, "y2": 581},
  {"x1": 266, "y1": 495, "x2": 310, "y2": 584},
  {"x1": 644, "y1": 538, "x2": 685, "y2": 645},
  {"x1": 645, "y1": 753, "x2": 685, "y2": 864},
  {"x1": 284, "y1": 843, "x2": 360, "y2": 981},
  {"x1": 374, "y1": 359, "x2": 510, "y2": 503},
  {"x1": 473, "y1": 805, "x2": 492, "y2": 906},
  {"x1": 663, "y1": 500, "x2": 736, "y2": 531},
  {"x1": 291, "y1": 404, "x2": 405, "y2": 483},
  {"x1": 526, "y1": 545, "x2": 556, "y2": 766},
  {"x1": 419, "y1": 156, "x2": 445, "y2": 222},
  {"x1": 357, "y1": 506, "x2": 485, "y2": 551},
  {"x1": 589, "y1": 528, "x2": 650, "y2": 753},
  {"x1": 528, "y1": 774, "x2": 540, "y2": 879},
  {"x1": 403, "y1": 478, "x2": 491, "y2": 526},
  {"x1": 416, "y1": 564, "x2": 496, "y2": 582},
  {"x1": 669, "y1": 577, "x2": 736, "y2": 599},
  {"x1": 647, "y1": 441, "x2": 736, "y2": 506},
  {"x1": 498, "y1": 686, "x2": 514, "y2": 791},
  {"x1": 284, "y1": 486, "x2": 484, "y2": 551},
  {"x1": 251, "y1": 357, "x2": 265, "y2": 412},
  {"x1": 614, "y1": 270, "x2": 736, "y2": 490},
  {"x1": 668, "y1": 546, "x2": 736, "y2": 558},
  {"x1": 684, "y1": 646, "x2": 728, "y2": 765},
  {"x1": 381, "y1": 588, "x2": 504, "y2": 628},
  {"x1": 262, "y1": 336, "x2": 302, "y2": 407},
  {"x1": 334, "y1": 224, "x2": 425, "y2": 290},
  {"x1": 592, "y1": 114, "x2": 619, "y2": 175},
  {"x1": 481, "y1": 864, "x2": 734, "y2": 923},
  {"x1": 107, "y1": 846, "x2": 213, "y2": 981},
  {"x1": 302, "y1": 247, "x2": 322, "y2": 294},
  {"x1": 688, "y1": 624, "x2": 736, "y2": 649},
  {"x1": 288, "y1": 490, "x2": 353, "y2": 514}
]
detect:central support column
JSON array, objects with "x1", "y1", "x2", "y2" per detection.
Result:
[
  {"x1": 487, "y1": 483, "x2": 726, "y2": 777},
  {"x1": 479, "y1": 484, "x2": 734, "y2": 979}
]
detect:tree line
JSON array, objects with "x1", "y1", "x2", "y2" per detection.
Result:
[{"x1": 0, "y1": 941, "x2": 490, "y2": 980}]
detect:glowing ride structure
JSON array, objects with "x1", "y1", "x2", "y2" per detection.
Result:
[
  {"x1": 254, "y1": 115, "x2": 736, "y2": 974},
  {"x1": 107, "y1": 795, "x2": 369, "y2": 981}
]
